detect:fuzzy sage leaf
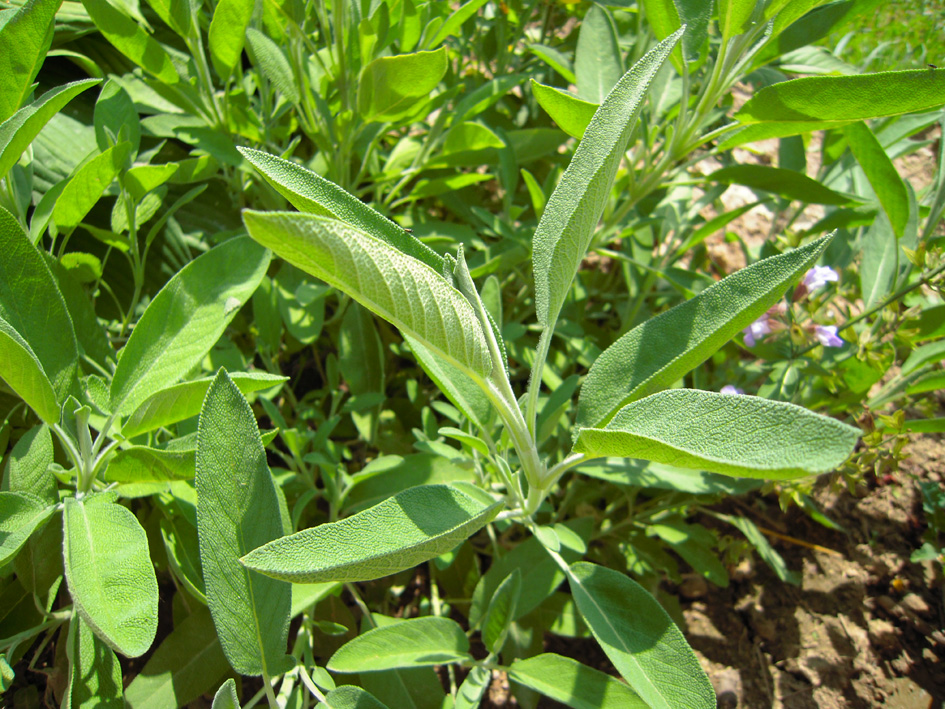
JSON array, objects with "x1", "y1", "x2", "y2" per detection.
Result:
[
  {"x1": 240, "y1": 483, "x2": 501, "y2": 583},
  {"x1": 327, "y1": 617, "x2": 471, "y2": 672}
]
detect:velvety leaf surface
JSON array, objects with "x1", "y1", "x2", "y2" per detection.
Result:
[
  {"x1": 0, "y1": 206, "x2": 78, "y2": 402},
  {"x1": 124, "y1": 607, "x2": 229, "y2": 709},
  {"x1": 327, "y1": 617, "x2": 471, "y2": 672},
  {"x1": 80, "y1": 0, "x2": 178, "y2": 83},
  {"x1": 121, "y1": 371, "x2": 286, "y2": 439},
  {"x1": 568, "y1": 562, "x2": 715, "y2": 709},
  {"x1": 735, "y1": 68, "x2": 945, "y2": 124},
  {"x1": 574, "y1": 5, "x2": 622, "y2": 104},
  {"x1": 0, "y1": 492, "x2": 55, "y2": 566},
  {"x1": 210, "y1": 679, "x2": 241, "y2": 709},
  {"x1": 577, "y1": 234, "x2": 832, "y2": 428},
  {"x1": 0, "y1": 79, "x2": 99, "y2": 182},
  {"x1": 0, "y1": 0, "x2": 61, "y2": 123},
  {"x1": 317, "y1": 686, "x2": 389, "y2": 709},
  {"x1": 5, "y1": 424, "x2": 56, "y2": 504},
  {"x1": 242, "y1": 212, "x2": 491, "y2": 378},
  {"x1": 240, "y1": 484, "x2": 500, "y2": 583},
  {"x1": 0, "y1": 316, "x2": 61, "y2": 424},
  {"x1": 574, "y1": 389, "x2": 860, "y2": 479},
  {"x1": 509, "y1": 653, "x2": 647, "y2": 709},
  {"x1": 239, "y1": 148, "x2": 444, "y2": 271},
  {"x1": 109, "y1": 236, "x2": 270, "y2": 415},
  {"x1": 196, "y1": 370, "x2": 291, "y2": 677},
  {"x1": 104, "y1": 445, "x2": 195, "y2": 483},
  {"x1": 65, "y1": 616, "x2": 123, "y2": 708},
  {"x1": 63, "y1": 498, "x2": 159, "y2": 657},
  {"x1": 533, "y1": 29, "x2": 682, "y2": 329},
  {"x1": 53, "y1": 142, "x2": 132, "y2": 231}
]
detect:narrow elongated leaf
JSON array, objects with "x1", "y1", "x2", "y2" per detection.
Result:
[
  {"x1": 53, "y1": 142, "x2": 132, "y2": 231},
  {"x1": 245, "y1": 28, "x2": 299, "y2": 104},
  {"x1": 328, "y1": 617, "x2": 470, "y2": 672},
  {"x1": 358, "y1": 48, "x2": 447, "y2": 122},
  {"x1": 860, "y1": 208, "x2": 897, "y2": 308},
  {"x1": 574, "y1": 389, "x2": 860, "y2": 479},
  {"x1": 0, "y1": 0, "x2": 62, "y2": 123},
  {"x1": 455, "y1": 666, "x2": 491, "y2": 709},
  {"x1": 109, "y1": 237, "x2": 270, "y2": 415},
  {"x1": 574, "y1": 5, "x2": 622, "y2": 104},
  {"x1": 0, "y1": 79, "x2": 99, "y2": 182},
  {"x1": 124, "y1": 606, "x2": 230, "y2": 709},
  {"x1": 239, "y1": 148, "x2": 443, "y2": 271},
  {"x1": 531, "y1": 81, "x2": 597, "y2": 140},
  {"x1": 104, "y1": 445, "x2": 194, "y2": 483},
  {"x1": 509, "y1": 653, "x2": 647, "y2": 709},
  {"x1": 241, "y1": 484, "x2": 500, "y2": 583},
  {"x1": 243, "y1": 212, "x2": 491, "y2": 378},
  {"x1": 482, "y1": 568, "x2": 520, "y2": 654},
  {"x1": 714, "y1": 512, "x2": 800, "y2": 585},
  {"x1": 735, "y1": 68, "x2": 945, "y2": 124},
  {"x1": 6, "y1": 424, "x2": 56, "y2": 503},
  {"x1": 533, "y1": 29, "x2": 682, "y2": 329},
  {"x1": 568, "y1": 562, "x2": 714, "y2": 709},
  {"x1": 80, "y1": 0, "x2": 178, "y2": 83},
  {"x1": 65, "y1": 616, "x2": 123, "y2": 708},
  {"x1": 843, "y1": 120, "x2": 909, "y2": 239},
  {"x1": 0, "y1": 206, "x2": 78, "y2": 402},
  {"x1": 94, "y1": 80, "x2": 140, "y2": 155},
  {"x1": 427, "y1": 0, "x2": 488, "y2": 47},
  {"x1": 208, "y1": 0, "x2": 253, "y2": 80},
  {"x1": 121, "y1": 372, "x2": 286, "y2": 439},
  {"x1": 0, "y1": 316, "x2": 60, "y2": 423},
  {"x1": 710, "y1": 165, "x2": 854, "y2": 205},
  {"x1": 63, "y1": 498, "x2": 159, "y2": 657},
  {"x1": 577, "y1": 234, "x2": 832, "y2": 428},
  {"x1": 196, "y1": 370, "x2": 291, "y2": 677},
  {"x1": 0, "y1": 492, "x2": 55, "y2": 566}
]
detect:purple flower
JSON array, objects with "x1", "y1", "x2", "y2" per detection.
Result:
[
  {"x1": 803, "y1": 265, "x2": 839, "y2": 292},
  {"x1": 814, "y1": 324, "x2": 843, "y2": 347},
  {"x1": 720, "y1": 385, "x2": 744, "y2": 395},
  {"x1": 743, "y1": 317, "x2": 772, "y2": 347}
]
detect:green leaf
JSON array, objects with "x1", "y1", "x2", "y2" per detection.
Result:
[
  {"x1": 0, "y1": 206, "x2": 79, "y2": 402},
  {"x1": 0, "y1": 0, "x2": 61, "y2": 123},
  {"x1": 574, "y1": 389, "x2": 860, "y2": 480},
  {"x1": 508, "y1": 653, "x2": 647, "y2": 709},
  {"x1": 713, "y1": 512, "x2": 800, "y2": 585},
  {"x1": 239, "y1": 148, "x2": 444, "y2": 272},
  {"x1": 243, "y1": 212, "x2": 492, "y2": 379},
  {"x1": 327, "y1": 617, "x2": 471, "y2": 672},
  {"x1": 53, "y1": 142, "x2": 132, "y2": 232},
  {"x1": 245, "y1": 28, "x2": 299, "y2": 105},
  {"x1": 528, "y1": 43, "x2": 575, "y2": 84},
  {"x1": 481, "y1": 567, "x2": 520, "y2": 654},
  {"x1": 0, "y1": 79, "x2": 99, "y2": 183},
  {"x1": 574, "y1": 4, "x2": 622, "y2": 104},
  {"x1": 124, "y1": 606, "x2": 230, "y2": 709},
  {"x1": 109, "y1": 236, "x2": 270, "y2": 415},
  {"x1": 104, "y1": 445, "x2": 194, "y2": 483},
  {"x1": 735, "y1": 68, "x2": 945, "y2": 124},
  {"x1": 0, "y1": 316, "x2": 60, "y2": 423},
  {"x1": 533, "y1": 29, "x2": 682, "y2": 329},
  {"x1": 454, "y1": 666, "x2": 491, "y2": 709},
  {"x1": 718, "y1": 0, "x2": 756, "y2": 40},
  {"x1": 426, "y1": 0, "x2": 488, "y2": 48},
  {"x1": 649, "y1": 519, "x2": 728, "y2": 587},
  {"x1": 196, "y1": 370, "x2": 291, "y2": 677},
  {"x1": 358, "y1": 48, "x2": 447, "y2": 123},
  {"x1": 442, "y1": 121, "x2": 505, "y2": 154},
  {"x1": 577, "y1": 234, "x2": 832, "y2": 428},
  {"x1": 63, "y1": 498, "x2": 159, "y2": 657},
  {"x1": 0, "y1": 492, "x2": 55, "y2": 566},
  {"x1": 241, "y1": 483, "x2": 500, "y2": 583},
  {"x1": 80, "y1": 0, "x2": 178, "y2": 84},
  {"x1": 709, "y1": 165, "x2": 854, "y2": 205},
  {"x1": 94, "y1": 79, "x2": 140, "y2": 155},
  {"x1": 121, "y1": 371, "x2": 286, "y2": 439},
  {"x1": 842, "y1": 121, "x2": 909, "y2": 239},
  {"x1": 902, "y1": 339, "x2": 945, "y2": 377},
  {"x1": 210, "y1": 679, "x2": 241, "y2": 709},
  {"x1": 208, "y1": 0, "x2": 253, "y2": 81},
  {"x1": 318, "y1": 686, "x2": 390, "y2": 709},
  {"x1": 5, "y1": 424, "x2": 56, "y2": 504},
  {"x1": 64, "y1": 616, "x2": 123, "y2": 709},
  {"x1": 568, "y1": 562, "x2": 714, "y2": 709},
  {"x1": 531, "y1": 81, "x2": 598, "y2": 140},
  {"x1": 860, "y1": 208, "x2": 897, "y2": 309}
]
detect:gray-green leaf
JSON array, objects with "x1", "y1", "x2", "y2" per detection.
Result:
[
  {"x1": 568, "y1": 562, "x2": 714, "y2": 709},
  {"x1": 63, "y1": 498, "x2": 159, "y2": 657},
  {"x1": 64, "y1": 616, "x2": 123, "y2": 708},
  {"x1": 327, "y1": 617, "x2": 471, "y2": 672},
  {"x1": 533, "y1": 29, "x2": 682, "y2": 330},
  {"x1": 241, "y1": 483, "x2": 500, "y2": 583},
  {"x1": 242, "y1": 212, "x2": 492, "y2": 379},
  {"x1": 577, "y1": 234, "x2": 833, "y2": 428},
  {"x1": 508, "y1": 653, "x2": 647, "y2": 709},
  {"x1": 196, "y1": 369, "x2": 291, "y2": 677},
  {"x1": 574, "y1": 389, "x2": 860, "y2": 479},
  {"x1": 109, "y1": 236, "x2": 270, "y2": 415},
  {"x1": 0, "y1": 492, "x2": 56, "y2": 566}
]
